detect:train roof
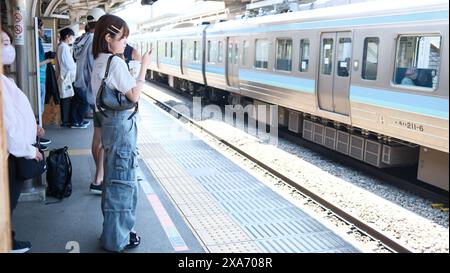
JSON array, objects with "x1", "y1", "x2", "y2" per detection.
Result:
[
  {"x1": 130, "y1": 0, "x2": 448, "y2": 40},
  {"x1": 205, "y1": 0, "x2": 448, "y2": 36}
]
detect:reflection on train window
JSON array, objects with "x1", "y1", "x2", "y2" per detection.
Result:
[
  {"x1": 362, "y1": 37, "x2": 379, "y2": 80},
  {"x1": 255, "y1": 39, "x2": 269, "y2": 69},
  {"x1": 321, "y1": 38, "x2": 333, "y2": 75},
  {"x1": 337, "y1": 37, "x2": 351, "y2": 77},
  {"x1": 242, "y1": 40, "x2": 249, "y2": 66},
  {"x1": 299, "y1": 39, "x2": 310, "y2": 72},
  {"x1": 276, "y1": 38, "x2": 292, "y2": 71},
  {"x1": 218, "y1": 41, "x2": 223, "y2": 63},
  {"x1": 394, "y1": 35, "x2": 441, "y2": 89}
]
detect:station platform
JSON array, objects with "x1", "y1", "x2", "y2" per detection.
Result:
[{"x1": 12, "y1": 95, "x2": 360, "y2": 253}]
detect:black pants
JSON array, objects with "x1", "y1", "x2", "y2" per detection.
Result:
[
  {"x1": 8, "y1": 155, "x2": 24, "y2": 214},
  {"x1": 70, "y1": 86, "x2": 89, "y2": 125},
  {"x1": 60, "y1": 97, "x2": 72, "y2": 126}
]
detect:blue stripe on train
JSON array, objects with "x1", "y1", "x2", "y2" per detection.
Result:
[
  {"x1": 350, "y1": 86, "x2": 449, "y2": 120},
  {"x1": 239, "y1": 69, "x2": 315, "y2": 94}
]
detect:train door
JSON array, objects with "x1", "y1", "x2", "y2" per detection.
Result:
[
  {"x1": 317, "y1": 32, "x2": 352, "y2": 115},
  {"x1": 226, "y1": 37, "x2": 239, "y2": 88}
]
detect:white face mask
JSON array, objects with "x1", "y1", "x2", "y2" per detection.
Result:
[{"x1": 2, "y1": 44, "x2": 16, "y2": 65}]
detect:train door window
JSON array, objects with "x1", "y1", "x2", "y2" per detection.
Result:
[
  {"x1": 394, "y1": 35, "x2": 441, "y2": 89},
  {"x1": 194, "y1": 41, "x2": 201, "y2": 61},
  {"x1": 337, "y1": 37, "x2": 351, "y2": 77},
  {"x1": 218, "y1": 41, "x2": 223, "y2": 63},
  {"x1": 299, "y1": 39, "x2": 310, "y2": 72},
  {"x1": 255, "y1": 39, "x2": 269, "y2": 69},
  {"x1": 242, "y1": 40, "x2": 249, "y2": 66},
  {"x1": 207, "y1": 40, "x2": 211, "y2": 62},
  {"x1": 362, "y1": 37, "x2": 379, "y2": 80},
  {"x1": 170, "y1": 42, "x2": 173, "y2": 58},
  {"x1": 233, "y1": 43, "x2": 239, "y2": 65},
  {"x1": 276, "y1": 38, "x2": 292, "y2": 71},
  {"x1": 208, "y1": 41, "x2": 218, "y2": 63},
  {"x1": 321, "y1": 38, "x2": 333, "y2": 75}
]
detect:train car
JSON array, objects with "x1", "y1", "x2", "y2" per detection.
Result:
[
  {"x1": 132, "y1": 25, "x2": 208, "y2": 89},
  {"x1": 130, "y1": 0, "x2": 449, "y2": 191}
]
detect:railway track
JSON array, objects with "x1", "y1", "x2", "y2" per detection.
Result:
[{"x1": 141, "y1": 84, "x2": 422, "y2": 253}]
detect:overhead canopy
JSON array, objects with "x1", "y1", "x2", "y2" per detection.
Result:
[{"x1": 40, "y1": 0, "x2": 132, "y2": 22}]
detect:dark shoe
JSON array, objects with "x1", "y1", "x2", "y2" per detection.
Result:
[
  {"x1": 71, "y1": 123, "x2": 88, "y2": 129},
  {"x1": 61, "y1": 122, "x2": 71, "y2": 127},
  {"x1": 81, "y1": 120, "x2": 91, "y2": 126},
  {"x1": 124, "y1": 232, "x2": 140, "y2": 249},
  {"x1": 89, "y1": 183, "x2": 102, "y2": 195},
  {"x1": 11, "y1": 239, "x2": 32, "y2": 253},
  {"x1": 39, "y1": 138, "x2": 51, "y2": 145}
]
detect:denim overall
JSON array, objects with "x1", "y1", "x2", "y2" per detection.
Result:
[{"x1": 100, "y1": 110, "x2": 139, "y2": 252}]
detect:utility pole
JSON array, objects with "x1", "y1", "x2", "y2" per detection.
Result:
[{"x1": 12, "y1": 0, "x2": 29, "y2": 96}]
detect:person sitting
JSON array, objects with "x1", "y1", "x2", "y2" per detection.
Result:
[{"x1": 401, "y1": 67, "x2": 418, "y2": 86}]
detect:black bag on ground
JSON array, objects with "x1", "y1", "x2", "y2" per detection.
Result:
[{"x1": 46, "y1": 146, "x2": 72, "y2": 199}]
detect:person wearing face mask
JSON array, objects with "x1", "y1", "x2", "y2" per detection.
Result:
[
  {"x1": 1, "y1": 27, "x2": 47, "y2": 253},
  {"x1": 57, "y1": 27, "x2": 77, "y2": 127},
  {"x1": 91, "y1": 14, "x2": 151, "y2": 252}
]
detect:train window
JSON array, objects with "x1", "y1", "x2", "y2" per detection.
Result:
[
  {"x1": 276, "y1": 38, "x2": 292, "y2": 71},
  {"x1": 170, "y1": 42, "x2": 173, "y2": 58},
  {"x1": 242, "y1": 40, "x2": 249, "y2": 66},
  {"x1": 362, "y1": 37, "x2": 379, "y2": 80},
  {"x1": 394, "y1": 35, "x2": 441, "y2": 89},
  {"x1": 299, "y1": 39, "x2": 310, "y2": 72},
  {"x1": 218, "y1": 41, "x2": 223, "y2": 63},
  {"x1": 255, "y1": 39, "x2": 269, "y2": 69},
  {"x1": 173, "y1": 41, "x2": 179, "y2": 60},
  {"x1": 158, "y1": 41, "x2": 164, "y2": 59},
  {"x1": 321, "y1": 38, "x2": 333, "y2": 75},
  {"x1": 164, "y1": 42, "x2": 168, "y2": 57},
  {"x1": 337, "y1": 37, "x2": 351, "y2": 77}
]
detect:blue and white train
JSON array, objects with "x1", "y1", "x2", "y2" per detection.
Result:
[{"x1": 130, "y1": 0, "x2": 449, "y2": 191}]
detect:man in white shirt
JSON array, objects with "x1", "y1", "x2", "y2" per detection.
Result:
[{"x1": 57, "y1": 27, "x2": 77, "y2": 127}]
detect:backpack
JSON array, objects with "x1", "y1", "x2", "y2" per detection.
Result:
[{"x1": 46, "y1": 146, "x2": 72, "y2": 199}]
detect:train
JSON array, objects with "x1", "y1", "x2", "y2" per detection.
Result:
[{"x1": 129, "y1": 0, "x2": 449, "y2": 191}]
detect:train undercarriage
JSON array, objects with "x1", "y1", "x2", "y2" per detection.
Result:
[{"x1": 148, "y1": 70, "x2": 449, "y2": 192}]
